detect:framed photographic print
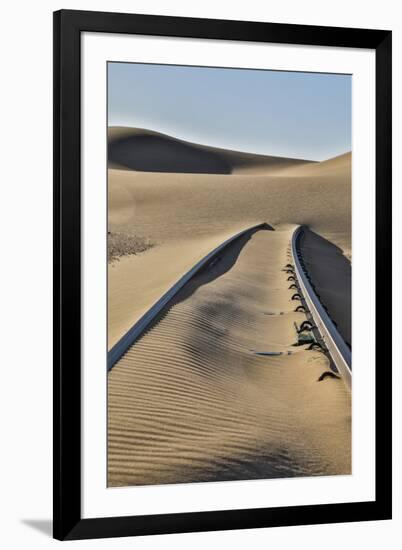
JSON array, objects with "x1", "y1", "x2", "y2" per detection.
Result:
[{"x1": 53, "y1": 9, "x2": 392, "y2": 540}]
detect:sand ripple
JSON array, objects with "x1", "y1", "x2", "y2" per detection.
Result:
[{"x1": 108, "y1": 228, "x2": 351, "y2": 486}]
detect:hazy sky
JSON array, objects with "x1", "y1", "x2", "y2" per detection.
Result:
[{"x1": 108, "y1": 62, "x2": 351, "y2": 161}]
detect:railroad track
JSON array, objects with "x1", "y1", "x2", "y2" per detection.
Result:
[
  {"x1": 107, "y1": 222, "x2": 270, "y2": 370},
  {"x1": 108, "y1": 222, "x2": 352, "y2": 391},
  {"x1": 290, "y1": 225, "x2": 352, "y2": 390}
]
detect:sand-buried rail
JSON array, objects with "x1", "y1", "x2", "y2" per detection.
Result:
[
  {"x1": 291, "y1": 225, "x2": 352, "y2": 390},
  {"x1": 108, "y1": 222, "x2": 271, "y2": 370}
]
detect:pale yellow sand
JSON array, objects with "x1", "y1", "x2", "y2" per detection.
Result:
[
  {"x1": 108, "y1": 154, "x2": 351, "y2": 346},
  {"x1": 108, "y1": 227, "x2": 351, "y2": 486},
  {"x1": 107, "y1": 129, "x2": 352, "y2": 486},
  {"x1": 108, "y1": 233, "x2": 246, "y2": 347}
]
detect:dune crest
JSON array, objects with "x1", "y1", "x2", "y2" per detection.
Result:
[{"x1": 108, "y1": 126, "x2": 313, "y2": 175}]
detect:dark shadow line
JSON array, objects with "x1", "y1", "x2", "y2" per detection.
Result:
[{"x1": 112, "y1": 224, "x2": 273, "y2": 357}]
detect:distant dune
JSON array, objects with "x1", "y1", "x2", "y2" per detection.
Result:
[
  {"x1": 108, "y1": 127, "x2": 312, "y2": 175},
  {"x1": 276, "y1": 151, "x2": 351, "y2": 177}
]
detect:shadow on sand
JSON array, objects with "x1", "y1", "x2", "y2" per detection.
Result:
[
  {"x1": 109, "y1": 134, "x2": 232, "y2": 174},
  {"x1": 129, "y1": 223, "x2": 274, "y2": 345},
  {"x1": 300, "y1": 228, "x2": 351, "y2": 347}
]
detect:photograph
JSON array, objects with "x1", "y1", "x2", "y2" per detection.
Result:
[
  {"x1": 0, "y1": 0, "x2": 395, "y2": 543},
  {"x1": 106, "y1": 62, "x2": 352, "y2": 488}
]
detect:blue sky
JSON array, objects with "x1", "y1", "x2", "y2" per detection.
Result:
[{"x1": 108, "y1": 62, "x2": 351, "y2": 161}]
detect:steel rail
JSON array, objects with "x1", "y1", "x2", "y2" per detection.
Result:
[
  {"x1": 108, "y1": 222, "x2": 269, "y2": 371},
  {"x1": 291, "y1": 225, "x2": 352, "y2": 390}
]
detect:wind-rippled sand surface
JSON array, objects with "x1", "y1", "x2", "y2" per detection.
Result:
[
  {"x1": 108, "y1": 129, "x2": 351, "y2": 486},
  {"x1": 108, "y1": 153, "x2": 351, "y2": 346},
  {"x1": 108, "y1": 228, "x2": 351, "y2": 486}
]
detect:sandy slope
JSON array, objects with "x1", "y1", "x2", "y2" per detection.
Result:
[
  {"x1": 108, "y1": 234, "x2": 243, "y2": 347},
  {"x1": 107, "y1": 128, "x2": 352, "y2": 486},
  {"x1": 108, "y1": 127, "x2": 312, "y2": 174},
  {"x1": 108, "y1": 227, "x2": 351, "y2": 486},
  {"x1": 108, "y1": 151, "x2": 351, "y2": 346}
]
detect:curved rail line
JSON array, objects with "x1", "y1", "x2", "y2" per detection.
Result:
[
  {"x1": 108, "y1": 222, "x2": 269, "y2": 370},
  {"x1": 291, "y1": 225, "x2": 352, "y2": 390}
]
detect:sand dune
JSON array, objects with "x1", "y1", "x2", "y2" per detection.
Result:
[
  {"x1": 108, "y1": 147, "x2": 351, "y2": 346},
  {"x1": 276, "y1": 151, "x2": 351, "y2": 177},
  {"x1": 108, "y1": 127, "x2": 312, "y2": 175},
  {"x1": 107, "y1": 128, "x2": 352, "y2": 486},
  {"x1": 108, "y1": 227, "x2": 351, "y2": 486}
]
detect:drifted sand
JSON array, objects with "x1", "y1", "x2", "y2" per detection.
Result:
[
  {"x1": 108, "y1": 227, "x2": 351, "y2": 486},
  {"x1": 107, "y1": 129, "x2": 352, "y2": 486},
  {"x1": 108, "y1": 152, "x2": 351, "y2": 348},
  {"x1": 300, "y1": 228, "x2": 352, "y2": 346}
]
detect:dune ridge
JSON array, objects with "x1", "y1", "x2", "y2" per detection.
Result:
[{"x1": 108, "y1": 127, "x2": 313, "y2": 175}]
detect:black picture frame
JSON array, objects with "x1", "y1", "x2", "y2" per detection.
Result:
[{"x1": 53, "y1": 9, "x2": 392, "y2": 541}]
